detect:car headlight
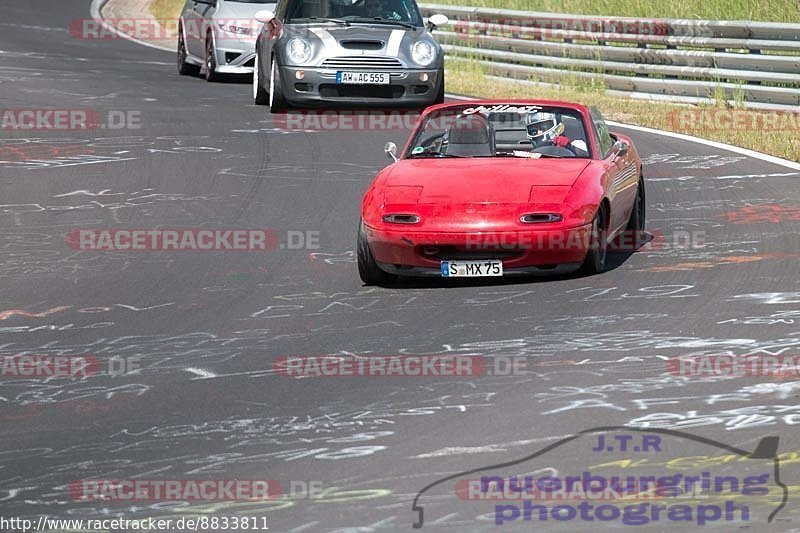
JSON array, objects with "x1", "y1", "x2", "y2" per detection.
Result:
[
  {"x1": 218, "y1": 23, "x2": 253, "y2": 36},
  {"x1": 286, "y1": 38, "x2": 312, "y2": 64},
  {"x1": 411, "y1": 41, "x2": 436, "y2": 67}
]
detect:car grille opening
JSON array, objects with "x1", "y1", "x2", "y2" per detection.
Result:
[
  {"x1": 320, "y1": 56, "x2": 403, "y2": 69},
  {"x1": 242, "y1": 57, "x2": 255, "y2": 67},
  {"x1": 319, "y1": 84, "x2": 405, "y2": 99},
  {"x1": 225, "y1": 52, "x2": 241, "y2": 64},
  {"x1": 423, "y1": 246, "x2": 525, "y2": 261}
]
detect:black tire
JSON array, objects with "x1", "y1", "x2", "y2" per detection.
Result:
[
  {"x1": 357, "y1": 222, "x2": 395, "y2": 285},
  {"x1": 204, "y1": 35, "x2": 220, "y2": 82},
  {"x1": 268, "y1": 58, "x2": 288, "y2": 113},
  {"x1": 625, "y1": 174, "x2": 646, "y2": 249},
  {"x1": 253, "y1": 51, "x2": 269, "y2": 105},
  {"x1": 432, "y1": 76, "x2": 445, "y2": 105},
  {"x1": 580, "y1": 204, "x2": 608, "y2": 275},
  {"x1": 177, "y1": 27, "x2": 200, "y2": 76}
]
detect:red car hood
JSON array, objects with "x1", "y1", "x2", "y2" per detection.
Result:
[{"x1": 384, "y1": 158, "x2": 590, "y2": 203}]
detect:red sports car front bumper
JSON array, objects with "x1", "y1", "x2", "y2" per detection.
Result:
[{"x1": 364, "y1": 223, "x2": 593, "y2": 276}]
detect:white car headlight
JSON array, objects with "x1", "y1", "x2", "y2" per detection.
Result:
[
  {"x1": 218, "y1": 23, "x2": 253, "y2": 36},
  {"x1": 411, "y1": 41, "x2": 436, "y2": 67},
  {"x1": 286, "y1": 38, "x2": 312, "y2": 64}
]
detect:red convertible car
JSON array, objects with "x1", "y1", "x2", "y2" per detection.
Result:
[{"x1": 357, "y1": 100, "x2": 645, "y2": 285}]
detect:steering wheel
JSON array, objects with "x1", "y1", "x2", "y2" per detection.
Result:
[{"x1": 532, "y1": 145, "x2": 576, "y2": 158}]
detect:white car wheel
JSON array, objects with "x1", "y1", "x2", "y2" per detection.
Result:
[
  {"x1": 268, "y1": 59, "x2": 288, "y2": 112},
  {"x1": 253, "y1": 52, "x2": 269, "y2": 105},
  {"x1": 269, "y1": 60, "x2": 275, "y2": 108},
  {"x1": 252, "y1": 56, "x2": 259, "y2": 100}
]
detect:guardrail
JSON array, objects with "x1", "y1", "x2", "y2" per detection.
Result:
[{"x1": 419, "y1": 3, "x2": 800, "y2": 110}]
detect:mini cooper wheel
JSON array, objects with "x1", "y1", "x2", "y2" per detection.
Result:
[
  {"x1": 433, "y1": 78, "x2": 445, "y2": 104},
  {"x1": 268, "y1": 58, "x2": 288, "y2": 113},
  {"x1": 626, "y1": 173, "x2": 646, "y2": 249},
  {"x1": 580, "y1": 205, "x2": 608, "y2": 275},
  {"x1": 177, "y1": 27, "x2": 200, "y2": 76},
  {"x1": 253, "y1": 53, "x2": 269, "y2": 105},
  {"x1": 204, "y1": 35, "x2": 220, "y2": 82},
  {"x1": 357, "y1": 222, "x2": 395, "y2": 286}
]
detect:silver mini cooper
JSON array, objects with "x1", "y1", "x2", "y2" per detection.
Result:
[{"x1": 251, "y1": 0, "x2": 448, "y2": 111}]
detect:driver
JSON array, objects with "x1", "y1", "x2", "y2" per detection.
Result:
[
  {"x1": 525, "y1": 112, "x2": 588, "y2": 154},
  {"x1": 367, "y1": 0, "x2": 404, "y2": 20}
]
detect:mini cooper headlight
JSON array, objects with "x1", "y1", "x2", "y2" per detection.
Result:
[
  {"x1": 411, "y1": 41, "x2": 436, "y2": 67},
  {"x1": 286, "y1": 38, "x2": 312, "y2": 64}
]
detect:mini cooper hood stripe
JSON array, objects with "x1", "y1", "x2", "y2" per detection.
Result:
[
  {"x1": 308, "y1": 28, "x2": 340, "y2": 52},
  {"x1": 306, "y1": 28, "x2": 410, "y2": 57},
  {"x1": 386, "y1": 30, "x2": 405, "y2": 57}
]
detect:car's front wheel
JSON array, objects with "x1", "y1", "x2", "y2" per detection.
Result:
[
  {"x1": 626, "y1": 173, "x2": 646, "y2": 248},
  {"x1": 357, "y1": 221, "x2": 395, "y2": 286},
  {"x1": 268, "y1": 58, "x2": 288, "y2": 113},
  {"x1": 580, "y1": 204, "x2": 608, "y2": 275},
  {"x1": 253, "y1": 52, "x2": 269, "y2": 105},
  {"x1": 433, "y1": 77, "x2": 445, "y2": 105},
  {"x1": 177, "y1": 27, "x2": 200, "y2": 76},
  {"x1": 205, "y1": 35, "x2": 220, "y2": 82}
]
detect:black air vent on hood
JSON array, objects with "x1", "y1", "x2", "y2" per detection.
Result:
[{"x1": 340, "y1": 40, "x2": 385, "y2": 50}]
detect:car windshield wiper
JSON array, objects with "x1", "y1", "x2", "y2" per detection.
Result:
[
  {"x1": 349, "y1": 17, "x2": 416, "y2": 29},
  {"x1": 292, "y1": 17, "x2": 350, "y2": 26}
]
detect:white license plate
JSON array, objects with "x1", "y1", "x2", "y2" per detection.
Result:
[
  {"x1": 441, "y1": 260, "x2": 503, "y2": 278},
  {"x1": 336, "y1": 71, "x2": 390, "y2": 85}
]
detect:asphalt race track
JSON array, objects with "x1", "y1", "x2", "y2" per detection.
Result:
[{"x1": 1, "y1": 1, "x2": 800, "y2": 531}]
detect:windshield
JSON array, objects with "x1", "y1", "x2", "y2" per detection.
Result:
[
  {"x1": 286, "y1": 0, "x2": 422, "y2": 26},
  {"x1": 406, "y1": 104, "x2": 593, "y2": 159}
]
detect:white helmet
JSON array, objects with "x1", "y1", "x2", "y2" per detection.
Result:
[{"x1": 525, "y1": 112, "x2": 565, "y2": 145}]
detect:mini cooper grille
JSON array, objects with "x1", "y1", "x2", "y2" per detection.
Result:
[{"x1": 320, "y1": 56, "x2": 403, "y2": 69}]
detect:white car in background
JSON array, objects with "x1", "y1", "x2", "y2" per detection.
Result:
[{"x1": 177, "y1": 0, "x2": 276, "y2": 81}]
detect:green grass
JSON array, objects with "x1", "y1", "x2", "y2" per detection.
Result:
[
  {"x1": 428, "y1": 0, "x2": 799, "y2": 23},
  {"x1": 150, "y1": 0, "x2": 184, "y2": 23}
]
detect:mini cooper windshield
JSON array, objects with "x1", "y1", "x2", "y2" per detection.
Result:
[
  {"x1": 407, "y1": 104, "x2": 593, "y2": 159},
  {"x1": 286, "y1": 0, "x2": 423, "y2": 27}
]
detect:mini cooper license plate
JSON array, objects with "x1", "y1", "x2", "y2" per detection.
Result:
[
  {"x1": 336, "y1": 71, "x2": 390, "y2": 85},
  {"x1": 441, "y1": 260, "x2": 503, "y2": 278}
]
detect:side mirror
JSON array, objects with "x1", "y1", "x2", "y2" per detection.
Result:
[
  {"x1": 254, "y1": 10, "x2": 276, "y2": 24},
  {"x1": 612, "y1": 140, "x2": 629, "y2": 160},
  {"x1": 384, "y1": 142, "x2": 399, "y2": 162},
  {"x1": 426, "y1": 14, "x2": 449, "y2": 31}
]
